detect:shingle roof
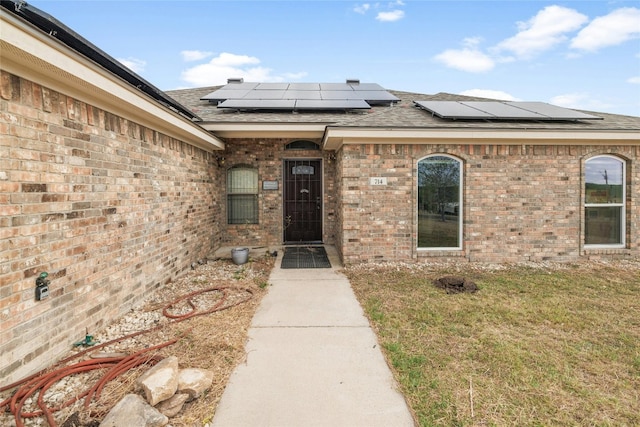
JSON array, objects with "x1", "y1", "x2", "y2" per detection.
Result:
[{"x1": 165, "y1": 86, "x2": 640, "y2": 132}]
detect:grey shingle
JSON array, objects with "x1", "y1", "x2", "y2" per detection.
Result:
[{"x1": 165, "y1": 86, "x2": 640, "y2": 131}]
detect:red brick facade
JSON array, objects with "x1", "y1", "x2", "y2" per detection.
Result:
[
  {"x1": 1, "y1": 72, "x2": 638, "y2": 383},
  {"x1": 337, "y1": 143, "x2": 639, "y2": 263},
  {"x1": 1, "y1": 72, "x2": 221, "y2": 382},
  {"x1": 218, "y1": 138, "x2": 338, "y2": 247}
]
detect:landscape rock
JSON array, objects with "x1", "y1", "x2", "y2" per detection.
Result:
[
  {"x1": 136, "y1": 356, "x2": 179, "y2": 405},
  {"x1": 100, "y1": 394, "x2": 168, "y2": 427},
  {"x1": 178, "y1": 368, "x2": 214, "y2": 399},
  {"x1": 156, "y1": 392, "x2": 190, "y2": 417},
  {"x1": 433, "y1": 276, "x2": 478, "y2": 293}
]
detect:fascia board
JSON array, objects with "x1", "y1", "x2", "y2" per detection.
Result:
[
  {"x1": 1, "y1": 12, "x2": 224, "y2": 152},
  {"x1": 322, "y1": 127, "x2": 640, "y2": 150}
]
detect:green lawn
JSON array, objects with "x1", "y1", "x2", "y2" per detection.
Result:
[{"x1": 345, "y1": 261, "x2": 640, "y2": 426}]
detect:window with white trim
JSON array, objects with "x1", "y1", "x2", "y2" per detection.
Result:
[
  {"x1": 227, "y1": 165, "x2": 258, "y2": 224},
  {"x1": 584, "y1": 155, "x2": 625, "y2": 247},
  {"x1": 417, "y1": 155, "x2": 463, "y2": 249}
]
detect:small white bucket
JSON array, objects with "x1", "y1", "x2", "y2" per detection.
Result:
[{"x1": 231, "y1": 247, "x2": 249, "y2": 265}]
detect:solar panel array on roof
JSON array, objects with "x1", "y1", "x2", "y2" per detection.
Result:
[
  {"x1": 201, "y1": 81, "x2": 400, "y2": 111},
  {"x1": 414, "y1": 101, "x2": 603, "y2": 121},
  {"x1": 217, "y1": 99, "x2": 371, "y2": 110}
]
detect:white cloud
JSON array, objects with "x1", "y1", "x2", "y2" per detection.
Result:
[
  {"x1": 462, "y1": 37, "x2": 483, "y2": 48},
  {"x1": 495, "y1": 5, "x2": 588, "y2": 59},
  {"x1": 434, "y1": 45, "x2": 495, "y2": 73},
  {"x1": 181, "y1": 50, "x2": 214, "y2": 62},
  {"x1": 459, "y1": 89, "x2": 520, "y2": 101},
  {"x1": 628, "y1": 76, "x2": 640, "y2": 84},
  {"x1": 181, "y1": 52, "x2": 303, "y2": 86},
  {"x1": 550, "y1": 92, "x2": 610, "y2": 111},
  {"x1": 570, "y1": 8, "x2": 640, "y2": 52},
  {"x1": 434, "y1": 6, "x2": 588, "y2": 72},
  {"x1": 117, "y1": 57, "x2": 146, "y2": 73},
  {"x1": 376, "y1": 10, "x2": 404, "y2": 22},
  {"x1": 354, "y1": 3, "x2": 370, "y2": 14}
]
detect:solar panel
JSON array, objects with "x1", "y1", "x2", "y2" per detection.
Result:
[
  {"x1": 461, "y1": 102, "x2": 546, "y2": 119},
  {"x1": 350, "y1": 83, "x2": 385, "y2": 91},
  {"x1": 218, "y1": 99, "x2": 296, "y2": 109},
  {"x1": 320, "y1": 91, "x2": 362, "y2": 100},
  {"x1": 217, "y1": 99, "x2": 370, "y2": 111},
  {"x1": 242, "y1": 90, "x2": 286, "y2": 100},
  {"x1": 415, "y1": 101, "x2": 494, "y2": 119},
  {"x1": 295, "y1": 99, "x2": 370, "y2": 110},
  {"x1": 288, "y1": 83, "x2": 320, "y2": 90},
  {"x1": 284, "y1": 90, "x2": 322, "y2": 100},
  {"x1": 200, "y1": 89, "x2": 252, "y2": 101},
  {"x1": 226, "y1": 82, "x2": 259, "y2": 90},
  {"x1": 203, "y1": 81, "x2": 398, "y2": 110},
  {"x1": 415, "y1": 100, "x2": 602, "y2": 121},
  {"x1": 319, "y1": 83, "x2": 352, "y2": 91},
  {"x1": 255, "y1": 83, "x2": 290, "y2": 90},
  {"x1": 506, "y1": 102, "x2": 602, "y2": 120},
  {"x1": 355, "y1": 91, "x2": 400, "y2": 102}
]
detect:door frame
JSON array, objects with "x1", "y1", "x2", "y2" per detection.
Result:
[{"x1": 282, "y1": 158, "x2": 324, "y2": 244}]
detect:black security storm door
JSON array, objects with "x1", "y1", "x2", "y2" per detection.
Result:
[{"x1": 283, "y1": 159, "x2": 322, "y2": 243}]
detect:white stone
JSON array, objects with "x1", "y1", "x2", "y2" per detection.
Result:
[
  {"x1": 156, "y1": 392, "x2": 190, "y2": 417},
  {"x1": 136, "y1": 356, "x2": 179, "y2": 406},
  {"x1": 100, "y1": 394, "x2": 168, "y2": 427},
  {"x1": 178, "y1": 368, "x2": 214, "y2": 400}
]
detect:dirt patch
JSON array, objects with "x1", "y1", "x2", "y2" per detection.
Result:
[
  {"x1": 433, "y1": 276, "x2": 478, "y2": 293},
  {"x1": 1, "y1": 255, "x2": 275, "y2": 427}
]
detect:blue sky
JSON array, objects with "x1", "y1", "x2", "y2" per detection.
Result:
[{"x1": 28, "y1": 1, "x2": 640, "y2": 116}]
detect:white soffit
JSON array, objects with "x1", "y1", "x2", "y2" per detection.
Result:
[
  {"x1": 1, "y1": 11, "x2": 223, "y2": 152},
  {"x1": 200, "y1": 123, "x2": 328, "y2": 139}
]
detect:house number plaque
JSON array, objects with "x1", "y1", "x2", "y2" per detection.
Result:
[{"x1": 370, "y1": 177, "x2": 387, "y2": 186}]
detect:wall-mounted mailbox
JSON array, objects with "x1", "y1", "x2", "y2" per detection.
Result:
[
  {"x1": 35, "y1": 272, "x2": 50, "y2": 301},
  {"x1": 263, "y1": 180, "x2": 278, "y2": 190}
]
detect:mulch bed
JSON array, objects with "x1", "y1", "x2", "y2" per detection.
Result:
[{"x1": 1, "y1": 255, "x2": 275, "y2": 427}]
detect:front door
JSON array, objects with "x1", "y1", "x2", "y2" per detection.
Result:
[{"x1": 283, "y1": 159, "x2": 322, "y2": 243}]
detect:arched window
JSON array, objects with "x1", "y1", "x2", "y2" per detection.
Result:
[
  {"x1": 227, "y1": 165, "x2": 258, "y2": 224},
  {"x1": 417, "y1": 155, "x2": 463, "y2": 249},
  {"x1": 285, "y1": 140, "x2": 320, "y2": 150},
  {"x1": 584, "y1": 155, "x2": 626, "y2": 247}
]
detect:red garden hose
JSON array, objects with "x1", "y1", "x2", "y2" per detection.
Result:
[{"x1": 1, "y1": 285, "x2": 255, "y2": 427}]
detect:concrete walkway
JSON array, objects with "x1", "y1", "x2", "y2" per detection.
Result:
[{"x1": 211, "y1": 245, "x2": 415, "y2": 427}]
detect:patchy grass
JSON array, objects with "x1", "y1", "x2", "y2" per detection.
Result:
[{"x1": 345, "y1": 260, "x2": 640, "y2": 426}]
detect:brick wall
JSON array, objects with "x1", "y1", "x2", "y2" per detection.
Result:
[
  {"x1": 1, "y1": 70, "x2": 637, "y2": 381},
  {"x1": 338, "y1": 143, "x2": 639, "y2": 264},
  {"x1": 220, "y1": 138, "x2": 337, "y2": 247},
  {"x1": 0, "y1": 72, "x2": 221, "y2": 383}
]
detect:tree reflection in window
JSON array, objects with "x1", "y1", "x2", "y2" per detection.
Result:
[
  {"x1": 585, "y1": 155, "x2": 625, "y2": 246},
  {"x1": 418, "y1": 155, "x2": 462, "y2": 249}
]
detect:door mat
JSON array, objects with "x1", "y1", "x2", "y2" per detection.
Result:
[{"x1": 281, "y1": 246, "x2": 331, "y2": 269}]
